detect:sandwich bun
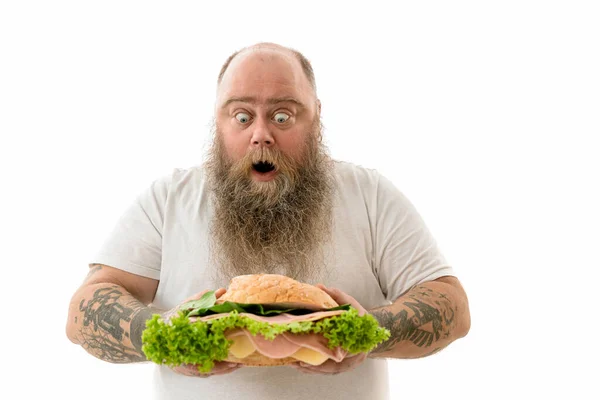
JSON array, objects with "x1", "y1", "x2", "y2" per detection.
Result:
[
  {"x1": 216, "y1": 274, "x2": 340, "y2": 367},
  {"x1": 225, "y1": 352, "x2": 299, "y2": 367},
  {"x1": 216, "y1": 273, "x2": 338, "y2": 310}
]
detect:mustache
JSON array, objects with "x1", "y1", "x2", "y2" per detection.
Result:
[
  {"x1": 249, "y1": 148, "x2": 278, "y2": 165},
  {"x1": 238, "y1": 147, "x2": 283, "y2": 167},
  {"x1": 229, "y1": 146, "x2": 302, "y2": 182}
]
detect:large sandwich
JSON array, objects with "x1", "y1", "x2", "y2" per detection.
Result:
[{"x1": 142, "y1": 274, "x2": 390, "y2": 373}]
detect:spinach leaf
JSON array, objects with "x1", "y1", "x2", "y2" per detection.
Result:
[{"x1": 180, "y1": 291, "x2": 351, "y2": 317}]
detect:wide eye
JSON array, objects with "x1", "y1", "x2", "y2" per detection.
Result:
[
  {"x1": 273, "y1": 112, "x2": 290, "y2": 124},
  {"x1": 235, "y1": 112, "x2": 251, "y2": 124}
]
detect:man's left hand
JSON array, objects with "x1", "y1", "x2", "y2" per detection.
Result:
[
  {"x1": 289, "y1": 352, "x2": 367, "y2": 375},
  {"x1": 289, "y1": 284, "x2": 369, "y2": 375},
  {"x1": 314, "y1": 284, "x2": 368, "y2": 316}
]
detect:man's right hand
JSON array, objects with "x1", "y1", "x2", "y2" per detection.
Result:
[{"x1": 165, "y1": 288, "x2": 244, "y2": 377}]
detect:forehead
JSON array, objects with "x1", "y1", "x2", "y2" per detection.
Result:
[{"x1": 216, "y1": 49, "x2": 314, "y2": 108}]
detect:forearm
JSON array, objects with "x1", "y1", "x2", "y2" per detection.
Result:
[
  {"x1": 368, "y1": 277, "x2": 470, "y2": 359},
  {"x1": 66, "y1": 282, "x2": 163, "y2": 363}
]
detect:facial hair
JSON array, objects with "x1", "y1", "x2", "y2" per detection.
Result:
[{"x1": 204, "y1": 118, "x2": 335, "y2": 284}]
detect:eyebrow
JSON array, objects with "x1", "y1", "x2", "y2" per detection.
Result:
[{"x1": 221, "y1": 96, "x2": 306, "y2": 109}]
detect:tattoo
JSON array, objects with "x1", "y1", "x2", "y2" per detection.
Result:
[
  {"x1": 370, "y1": 285, "x2": 455, "y2": 354},
  {"x1": 78, "y1": 286, "x2": 147, "y2": 363},
  {"x1": 130, "y1": 308, "x2": 154, "y2": 353}
]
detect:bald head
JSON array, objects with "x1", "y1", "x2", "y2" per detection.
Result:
[
  {"x1": 217, "y1": 43, "x2": 317, "y2": 95},
  {"x1": 215, "y1": 43, "x2": 320, "y2": 120}
]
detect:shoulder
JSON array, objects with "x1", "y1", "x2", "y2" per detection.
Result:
[
  {"x1": 332, "y1": 159, "x2": 382, "y2": 188},
  {"x1": 332, "y1": 159, "x2": 413, "y2": 213},
  {"x1": 151, "y1": 164, "x2": 208, "y2": 193},
  {"x1": 332, "y1": 159, "x2": 403, "y2": 198},
  {"x1": 330, "y1": 160, "x2": 387, "y2": 217},
  {"x1": 133, "y1": 165, "x2": 209, "y2": 209},
  {"x1": 169, "y1": 164, "x2": 206, "y2": 185}
]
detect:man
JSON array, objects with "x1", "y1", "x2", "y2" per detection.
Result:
[{"x1": 66, "y1": 42, "x2": 470, "y2": 400}]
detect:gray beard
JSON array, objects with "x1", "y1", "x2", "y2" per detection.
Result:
[{"x1": 204, "y1": 122, "x2": 336, "y2": 285}]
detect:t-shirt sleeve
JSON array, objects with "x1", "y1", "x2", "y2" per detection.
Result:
[
  {"x1": 374, "y1": 173, "x2": 455, "y2": 301},
  {"x1": 88, "y1": 173, "x2": 172, "y2": 280}
]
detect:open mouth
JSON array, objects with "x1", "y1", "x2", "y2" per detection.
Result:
[{"x1": 252, "y1": 161, "x2": 276, "y2": 174}]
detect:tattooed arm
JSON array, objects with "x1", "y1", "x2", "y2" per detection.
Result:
[
  {"x1": 369, "y1": 276, "x2": 470, "y2": 359},
  {"x1": 65, "y1": 264, "x2": 162, "y2": 363}
]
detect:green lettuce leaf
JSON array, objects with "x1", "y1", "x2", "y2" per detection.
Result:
[{"x1": 142, "y1": 308, "x2": 390, "y2": 373}]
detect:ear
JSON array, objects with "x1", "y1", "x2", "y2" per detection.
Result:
[{"x1": 315, "y1": 100, "x2": 323, "y2": 143}]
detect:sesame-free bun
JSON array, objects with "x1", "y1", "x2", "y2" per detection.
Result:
[{"x1": 216, "y1": 274, "x2": 338, "y2": 310}]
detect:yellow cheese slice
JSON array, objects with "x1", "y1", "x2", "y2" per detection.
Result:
[
  {"x1": 291, "y1": 348, "x2": 329, "y2": 365},
  {"x1": 228, "y1": 335, "x2": 329, "y2": 365},
  {"x1": 228, "y1": 336, "x2": 256, "y2": 359}
]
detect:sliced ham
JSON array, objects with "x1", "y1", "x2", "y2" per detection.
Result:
[
  {"x1": 225, "y1": 328, "x2": 300, "y2": 359},
  {"x1": 224, "y1": 328, "x2": 347, "y2": 362},
  {"x1": 282, "y1": 332, "x2": 347, "y2": 361},
  {"x1": 188, "y1": 311, "x2": 349, "y2": 362}
]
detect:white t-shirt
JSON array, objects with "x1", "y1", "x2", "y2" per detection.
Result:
[{"x1": 91, "y1": 160, "x2": 454, "y2": 400}]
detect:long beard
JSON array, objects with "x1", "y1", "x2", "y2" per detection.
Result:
[{"x1": 204, "y1": 119, "x2": 335, "y2": 284}]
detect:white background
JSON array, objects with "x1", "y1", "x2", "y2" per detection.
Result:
[{"x1": 1, "y1": 1, "x2": 598, "y2": 399}]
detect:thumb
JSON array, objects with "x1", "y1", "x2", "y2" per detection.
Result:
[{"x1": 182, "y1": 288, "x2": 225, "y2": 303}]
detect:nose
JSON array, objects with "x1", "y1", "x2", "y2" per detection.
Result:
[{"x1": 250, "y1": 117, "x2": 275, "y2": 148}]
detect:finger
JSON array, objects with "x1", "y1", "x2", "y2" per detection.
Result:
[
  {"x1": 174, "y1": 364, "x2": 210, "y2": 377},
  {"x1": 295, "y1": 359, "x2": 341, "y2": 374},
  {"x1": 181, "y1": 290, "x2": 210, "y2": 303},
  {"x1": 293, "y1": 364, "x2": 341, "y2": 375},
  {"x1": 302, "y1": 360, "x2": 341, "y2": 374},
  {"x1": 316, "y1": 284, "x2": 342, "y2": 301},
  {"x1": 320, "y1": 286, "x2": 367, "y2": 316},
  {"x1": 318, "y1": 286, "x2": 351, "y2": 305},
  {"x1": 209, "y1": 363, "x2": 243, "y2": 376},
  {"x1": 288, "y1": 363, "x2": 323, "y2": 375},
  {"x1": 292, "y1": 354, "x2": 366, "y2": 375},
  {"x1": 182, "y1": 288, "x2": 226, "y2": 303},
  {"x1": 172, "y1": 365, "x2": 197, "y2": 377},
  {"x1": 210, "y1": 361, "x2": 239, "y2": 371},
  {"x1": 318, "y1": 285, "x2": 342, "y2": 298},
  {"x1": 175, "y1": 362, "x2": 241, "y2": 377}
]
